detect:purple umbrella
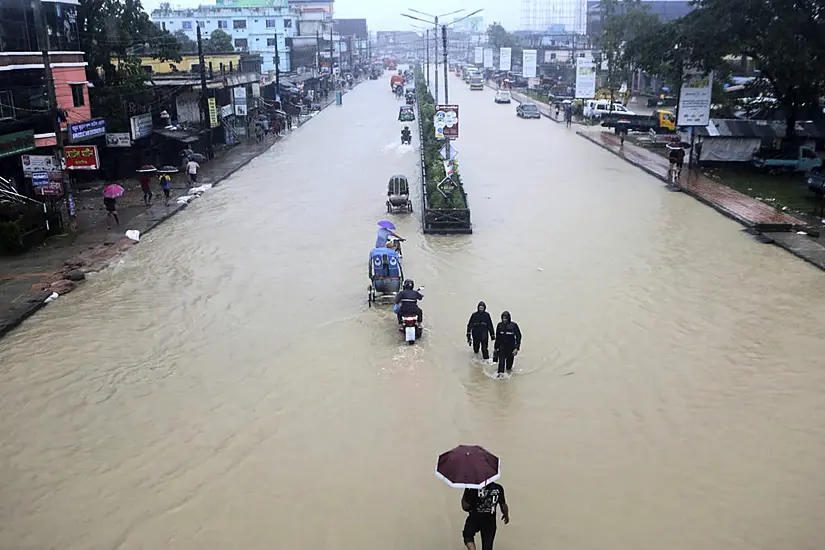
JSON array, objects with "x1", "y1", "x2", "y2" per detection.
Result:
[
  {"x1": 103, "y1": 184, "x2": 125, "y2": 199},
  {"x1": 435, "y1": 445, "x2": 501, "y2": 489},
  {"x1": 377, "y1": 220, "x2": 396, "y2": 230}
]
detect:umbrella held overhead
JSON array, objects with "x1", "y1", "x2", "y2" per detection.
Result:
[{"x1": 435, "y1": 445, "x2": 501, "y2": 489}]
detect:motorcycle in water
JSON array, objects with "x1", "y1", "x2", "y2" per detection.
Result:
[
  {"x1": 396, "y1": 286, "x2": 424, "y2": 345},
  {"x1": 401, "y1": 130, "x2": 412, "y2": 145}
]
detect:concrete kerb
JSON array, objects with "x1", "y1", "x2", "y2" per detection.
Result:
[
  {"x1": 0, "y1": 91, "x2": 347, "y2": 341},
  {"x1": 577, "y1": 129, "x2": 825, "y2": 273}
]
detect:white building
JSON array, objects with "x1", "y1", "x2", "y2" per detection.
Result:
[{"x1": 151, "y1": 3, "x2": 297, "y2": 73}]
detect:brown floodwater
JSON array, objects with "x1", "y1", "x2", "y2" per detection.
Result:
[{"x1": 1, "y1": 68, "x2": 824, "y2": 550}]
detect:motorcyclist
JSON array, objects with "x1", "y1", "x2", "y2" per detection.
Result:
[
  {"x1": 401, "y1": 126, "x2": 411, "y2": 144},
  {"x1": 395, "y1": 279, "x2": 423, "y2": 325},
  {"x1": 493, "y1": 311, "x2": 522, "y2": 376},
  {"x1": 466, "y1": 301, "x2": 495, "y2": 360}
]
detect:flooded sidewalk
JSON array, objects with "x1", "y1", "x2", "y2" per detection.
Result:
[{"x1": 578, "y1": 129, "x2": 825, "y2": 271}]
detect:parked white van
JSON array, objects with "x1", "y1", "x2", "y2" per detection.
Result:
[{"x1": 583, "y1": 100, "x2": 636, "y2": 118}]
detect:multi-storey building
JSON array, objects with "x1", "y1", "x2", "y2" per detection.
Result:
[{"x1": 150, "y1": 1, "x2": 297, "y2": 74}]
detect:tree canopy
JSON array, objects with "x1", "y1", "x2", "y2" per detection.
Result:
[
  {"x1": 173, "y1": 30, "x2": 197, "y2": 55},
  {"x1": 205, "y1": 29, "x2": 234, "y2": 53},
  {"x1": 486, "y1": 23, "x2": 517, "y2": 49}
]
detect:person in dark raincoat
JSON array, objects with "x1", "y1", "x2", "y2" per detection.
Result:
[
  {"x1": 466, "y1": 301, "x2": 495, "y2": 360},
  {"x1": 493, "y1": 311, "x2": 522, "y2": 376}
]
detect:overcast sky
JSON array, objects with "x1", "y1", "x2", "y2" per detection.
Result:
[{"x1": 141, "y1": 0, "x2": 519, "y2": 32}]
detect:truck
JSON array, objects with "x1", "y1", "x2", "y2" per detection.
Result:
[
  {"x1": 752, "y1": 146, "x2": 823, "y2": 172},
  {"x1": 600, "y1": 109, "x2": 677, "y2": 134},
  {"x1": 469, "y1": 73, "x2": 484, "y2": 90}
]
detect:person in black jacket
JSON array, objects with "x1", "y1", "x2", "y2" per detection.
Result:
[
  {"x1": 493, "y1": 311, "x2": 522, "y2": 376},
  {"x1": 466, "y1": 301, "x2": 495, "y2": 360}
]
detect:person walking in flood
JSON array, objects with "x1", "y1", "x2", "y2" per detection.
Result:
[
  {"x1": 467, "y1": 301, "x2": 495, "y2": 360},
  {"x1": 139, "y1": 173, "x2": 152, "y2": 206},
  {"x1": 186, "y1": 158, "x2": 200, "y2": 186},
  {"x1": 493, "y1": 311, "x2": 522, "y2": 376},
  {"x1": 461, "y1": 482, "x2": 509, "y2": 550}
]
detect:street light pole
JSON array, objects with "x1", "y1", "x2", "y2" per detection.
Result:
[
  {"x1": 442, "y1": 25, "x2": 449, "y2": 103},
  {"x1": 434, "y1": 16, "x2": 439, "y2": 103},
  {"x1": 426, "y1": 29, "x2": 430, "y2": 86}
]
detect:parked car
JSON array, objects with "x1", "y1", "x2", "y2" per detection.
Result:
[
  {"x1": 517, "y1": 103, "x2": 541, "y2": 119},
  {"x1": 583, "y1": 99, "x2": 636, "y2": 118},
  {"x1": 753, "y1": 146, "x2": 822, "y2": 172},
  {"x1": 495, "y1": 90, "x2": 512, "y2": 104},
  {"x1": 806, "y1": 166, "x2": 825, "y2": 196}
]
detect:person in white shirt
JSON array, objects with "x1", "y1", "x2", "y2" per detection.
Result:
[{"x1": 186, "y1": 160, "x2": 200, "y2": 185}]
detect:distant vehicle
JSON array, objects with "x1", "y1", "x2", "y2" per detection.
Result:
[
  {"x1": 398, "y1": 105, "x2": 415, "y2": 122},
  {"x1": 469, "y1": 73, "x2": 484, "y2": 90},
  {"x1": 601, "y1": 109, "x2": 676, "y2": 133},
  {"x1": 584, "y1": 100, "x2": 636, "y2": 118},
  {"x1": 494, "y1": 90, "x2": 512, "y2": 104},
  {"x1": 517, "y1": 103, "x2": 541, "y2": 119},
  {"x1": 753, "y1": 146, "x2": 823, "y2": 172}
]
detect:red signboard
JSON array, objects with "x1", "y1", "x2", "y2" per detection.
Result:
[{"x1": 64, "y1": 145, "x2": 100, "y2": 170}]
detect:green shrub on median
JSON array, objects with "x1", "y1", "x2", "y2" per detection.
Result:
[{"x1": 414, "y1": 67, "x2": 467, "y2": 210}]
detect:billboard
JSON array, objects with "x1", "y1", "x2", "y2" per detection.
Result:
[
  {"x1": 575, "y1": 59, "x2": 597, "y2": 99},
  {"x1": 677, "y1": 69, "x2": 713, "y2": 126},
  {"x1": 434, "y1": 105, "x2": 459, "y2": 140},
  {"x1": 499, "y1": 48, "x2": 512, "y2": 71},
  {"x1": 474, "y1": 47, "x2": 483, "y2": 64},
  {"x1": 483, "y1": 48, "x2": 493, "y2": 69},
  {"x1": 522, "y1": 50, "x2": 537, "y2": 78}
]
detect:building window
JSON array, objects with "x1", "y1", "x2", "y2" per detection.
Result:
[
  {"x1": 198, "y1": 21, "x2": 206, "y2": 28},
  {"x1": 266, "y1": 19, "x2": 277, "y2": 28},
  {"x1": 218, "y1": 20, "x2": 228, "y2": 29},
  {"x1": 550, "y1": 53, "x2": 556, "y2": 60},
  {"x1": 233, "y1": 20, "x2": 246, "y2": 29},
  {"x1": 182, "y1": 21, "x2": 193, "y2": 30},
  {"x1": 234, "y1": 38, "x2": 248, "y2": 49},
  {"x1": 267, "y1": 38, "x2": 276, "y2": 46},
  {"x1": 0, "y1": 91, "x2": 14, "y2": 120},
  {"x1": 191, "y1": 63, "x2": 201, "y2": 73},
  {"x1": 70, "y1": 84, "x2": 85, "y2": 107},
  {"x1": 283, "y1": 19, "x2": 292, "y2": 28},
  {"x1": 142, "y1": 65, "x2": 153, "y2": 74}
]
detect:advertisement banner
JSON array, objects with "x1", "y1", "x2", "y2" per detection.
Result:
[
  {"x1": 105, "y1": 133, "x2": 131, "y2": 148},
  {"x1": 32, "y1": 172, "x2": 63, "y2": 196},
  {"x1": 208, "y1": 98, "x2": 219, "y2": 128},
  {"x1": 499, "y1": 48, "x2": 512, "y2": 71},
  {"x1": 130, "y1": 113, "x2": 153, "y2": 140},
  {"x1": 677, "y1": 69, "x2": 713, "y2": 126},
  {"x1": 483, "y1": 48, "x2": 493, "y2": 69},
  {"x1": 233, "y1": 86, "x2": 248, "y2": 117},
  {"x1": 433, "y1": 104, "x2": 459, "y2": 140},
  {"x1": 575, "y1": 59, "x2": 597, "y2": 99},
  {"x1": 474, "y1": 47, "x2": 483, "y2": 64},
  {"x1": 21, "y1": 154, "x2": 58, "y2": 175},
  {"x1": 522, "y1": 50, "x2": 537, "y2": 78},
  {"x1": 64, "y1": 145, "x2": 100, "y2": 171},
  {"x1": 0, "y1": 130, "x2": 36, "y2": 159},
  {"x1": 68, "y1": 118, "x2": 106, "y2": 143}
]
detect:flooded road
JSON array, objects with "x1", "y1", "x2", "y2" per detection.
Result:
[{"x1": 2, "y1": 69, "x2": 825, "y2": 550}]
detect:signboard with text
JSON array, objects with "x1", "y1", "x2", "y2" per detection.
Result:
[
  {"x1": 575, "y1": 59, "x2": 597, "y2": 99},
  {"x1": 474, "y1": 47, "x2": 483, "y2": 64},
  {"x1": 499, "y1": 48, "x2": 512, "y2": 71},
  {"x1": 130, "y1": 113, "x2": 153, "y2": 140},
  {"x1": 233, "y1": 87, "x2": 248, "y2": 117},
  {"x1": 64, "y1": 145, "x2": 100, "y2": 170},
  {"x1": 0, "y1": 130, "x2": 36, "y2": 159},
  {"x1": 68, "y1": 118, "x2": 106, "y2": 143},
  {"x1": 677, "y1": 69, "x2": 714, "y2": 126},
  {"x1": 483, "y1": 48, "x2": 493, "y2": 69},
  {"x1": 522, "y1": 50, "x2": 537, "y2": 78},
  {"x1": 21, "y1": 154, "x2": 58, "y2": 175},
  {"x1": 32, "y1": 172, "x2": 63, "y2": 196},
  {"x1": 434, "y1": 105, "x2": 459, "y2": 140},
  {"x1": 105, "y1": 133, "x2": 131, "y2": 147}
]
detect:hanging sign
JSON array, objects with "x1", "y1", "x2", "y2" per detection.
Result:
[
  {"x1": 21, "y1": 154, "x2": 58, "y2": 174},
  {"x1": 31, "y1": 172, "x2": 63, "y2": 196},
  {"x1": 68, "y1": 118, "x2": 106, "y2": 143},
  {"x1": 105, "y1": 133, "x2": 131, "y2": 148},
  {"x1": 575, "y1": 59, "x2": 597, "y2": 99},
  {"x1": 437, "y1": 175, "x2": 456, "y2": 197},
  {"x1": 474, "y1": 47, "x2": 483, "y2": 64},
  {"x1": 439, "y1": 142, "x2": 458, "y2": 161},
  {"x1": 130, "y1": 113, "x2": 153, "y2": 140},
  {"x1": 522, "y1": 50, "x2": 537, "y2": 78},
  {"x1": 208, "y1": 98, "x2": 219, "y2": 128},
  {"x1": 433, "y1": 104, "x2": 459, "y2": 140},
  {"x1": 233, "y1": 86, "x2": 248, "y2": 116},
  {"x1": 499, "y1": 48, "x2": 512, "y2": 71},
  {"x1": 677, "y1": 69, "x2": 714, "y2": 126},
  {"x1": 483, "y1": 48, "x2": 493, "y2": 69},
  {"x1": 0, "y1": 130, "x2": 36, "y2": 158},
  {"x1": 64, "y1": 145, "x2": 100, "y2": 170}
]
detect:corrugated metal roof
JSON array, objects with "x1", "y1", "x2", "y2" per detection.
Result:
[{"x1": 695, "y1": 119, "x2": 822, "y2": 139}]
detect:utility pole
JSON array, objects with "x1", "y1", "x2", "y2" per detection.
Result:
[
  {"x1": 442, "y1": 25, "x2": 449, "y2": 103},
  {"x1": 34, "y1": 0, "x2": 74, "y2": 232},
  {"x1": 197, "y1": 25, "x2": 214, "y2": 159},
  {"x1": 315, "y1": 30, "x2": 320, "y2": 75},
  {"x1": 329, "y1": 23, "x2": 334, "y2": 83},
  {"x1": 426, "y1": 29, "x2": 430, "y2": 86},
  {"x1": 433, "y1": 16, "x2": 439, "y2": 103},
  {"x1": 273, "y1": 33, "x2": 281, "y2": 100}
]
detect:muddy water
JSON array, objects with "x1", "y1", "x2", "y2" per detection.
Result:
[{"x1": 1, "y1": 70, "x2": 825, "y2": 550}]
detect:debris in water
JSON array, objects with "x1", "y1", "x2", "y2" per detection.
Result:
[
  {"x1": 797, "y1": 231, "x2": 808, "y2": 235},
  {"x1": 44, "y1": 292, "x2": 58, "y2": 303},
  {"x1": 125, "y1": 230, "x2": 140, "y2": 241}
]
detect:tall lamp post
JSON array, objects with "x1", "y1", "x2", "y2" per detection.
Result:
[
  {"x1": 401, "y1": 8, "x2": 465, "y2": 103},
  {"x1": 440, "y1": 9, "x2": 483, "y2": 103}
]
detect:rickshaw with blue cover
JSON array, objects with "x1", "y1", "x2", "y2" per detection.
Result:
[{"x1": 368, "y1": 247, "x2": 404, "y2": 307}]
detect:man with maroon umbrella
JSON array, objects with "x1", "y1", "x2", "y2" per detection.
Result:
[{"x1": 436, "y1": 445, "x2": 510, "y2": 550}]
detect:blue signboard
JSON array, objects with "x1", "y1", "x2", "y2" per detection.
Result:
[{"x1": 68, "y1": 118, "x2": 106, "y2": 143}]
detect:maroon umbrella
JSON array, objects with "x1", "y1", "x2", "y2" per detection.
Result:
[{"x1": 435, "y1": 445, "x2": 501, "y2": 489}]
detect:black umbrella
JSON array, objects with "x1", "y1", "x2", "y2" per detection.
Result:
[{"x1": 435, "y1": 445, "x2": 501, "y2": 489}]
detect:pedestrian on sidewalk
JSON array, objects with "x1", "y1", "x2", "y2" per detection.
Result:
[
  {"x1": 139, "y1": 173, "x2": 152, "y2": 206},
  {"x1": 555, "y1": 104, "x2": 560, "y2": 120},
  {"x1": 286, "y1": 114, "x2": 293, "y2": 130},
  {"x1": 461, "y1": 482, "x2": 509, "y2": 550},
  {"x1": 565, "y1": 106, "x2": 572, "y2": 128},
  {"x1": 158, "y1": 173, "x2": 172, "y2": 206},
  {"x1": 103, "y1": 195, "x2": 119, "y2": 230},
  {"x1": 467, "y1": 301, "x2": 495, "y2": 360},
  {"x1": 273, "y1": 116, "x2": 281, "y2": 136},
  {"x1": 493, "y1": 311, "x2": 522, "y2": 377},
  {"x1": 186, "y1": 159, "x2": 200, "y2": 186}
]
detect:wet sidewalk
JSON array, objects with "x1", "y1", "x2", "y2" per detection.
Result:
[
  {"x1": 0, "y1": 91, "x2": 344, "y2": 339},
  {"x1": 578, "y1": 129, "x2": 825, "y2": 272}
]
